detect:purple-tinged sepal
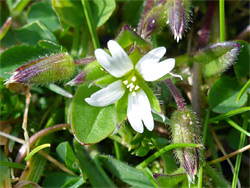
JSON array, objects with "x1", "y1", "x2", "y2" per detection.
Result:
[
  {"x1": 170, "y1": 108, "x2": 201, "y2": 186},
  {"x1": 67, "y1": 70, "x2": 86, "y2": 86},
  {"x1": 167, "y1": 0, "x2": 191, "y2": 42},
  {"x1": 140, "y1": 5, "x2": 168, "y2": 39},
  {"x1": 5, "y1": 53, "x2": 75, "y2": 85}
]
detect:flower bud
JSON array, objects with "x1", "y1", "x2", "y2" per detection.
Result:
[
  {"x1": 6, "y1": 53, "x2": 75, "y2": 85},
  {"x1": 167, "y1": 0, "x2": 191, "y2": 42},
  {"x1": 140, "y1": 5, "x2": 168, "y2": 38},
  {"x1": 170, "y1": 108, "x2": 201, "y2": 185},
  {"x1": 67, "y1": 70, "x2": 85, "y2": 86}
]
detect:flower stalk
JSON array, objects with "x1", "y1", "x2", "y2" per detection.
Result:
[{"x1": 165, "y1": 79, "x2": 185, "y2": 109}]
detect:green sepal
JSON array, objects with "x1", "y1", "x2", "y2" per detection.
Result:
[
  {"x1": 128, "y1": 46, "x2": 142, "y2": 66},
  {"x1": 116, "y1": 26, "x2": 151, "y2": 51},
  {"x1": 116, "y1": 92, "x2": 128, "y2": 126},
  {"x1": 84, "y1": 60, "x2": 108, "y2": 81},
  {"x1": 139, "y1": 80, "x2": 162, "y2": 114},
  {"x1": 94, "y1": 75, "x2": 117, "y2": 88}
]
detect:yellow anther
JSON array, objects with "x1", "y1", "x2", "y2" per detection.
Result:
[{"x1": 132, "y1": 91, "x2": 136, "y2": 96}]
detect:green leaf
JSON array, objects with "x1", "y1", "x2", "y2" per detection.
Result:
[
  {"x1": 24, "y1": 143, "x2": 51, "y2": 161},
  {"x1": 194, "y1": 42, "x2": 241, "y2": 78},
  {"x1": 56, "y1": 142, "x2": 79, "y2": 172},
  {"x1": 0, "y1": 45, "x2": 50, "y2": 79},
  {"x1": 71, "y1": 83, "x2": 116, "y2": 144},
  {"x1": 27, "y1": 2, "x2": 61, "y2": 32},
  {"x1": 123, "y1": 0, "x2": 144, "y2": 27},
  {"x1": 208, "y1": 76, "x2": 247, "y2": 113},
  {"x1": 236, "y1": 78, "x2": 250, "y2": 103},
  {"x1": 234, "y1": 40, "x2": 250, "y2": 80},
  {"x1": 0, "y1": 149, "x2": 11, "y2": 188},
  {"x1": 52, "y1": 0, "x2": 85, "y2": 28},
  {"x1": 0, "y1": 161, "x2": 25, "y2": 170},
  {"x1": 154, "y1": 168, "x2": 186, "y2": 187},
  {"x1": 74, "y1": 140, "x2": 117, "y2": 187},
  {"x1": 209, "y1": 107, "x2": 250, "y2": 123},
  {"x1": 43, "y1": 172, "x2": 80, "y2": 188},
  {"x1": 98, "y1": 155, "x2": 154, "y2": 188},
  {"x1": 38, "y1": 40, "x2": 65, "y2": 52},
  {"x1": 15, "y1": 21, "x2": 57, "y2": 46},
  {"x1": 89, "y1": 0, "x2": 116, "y2": 28}
]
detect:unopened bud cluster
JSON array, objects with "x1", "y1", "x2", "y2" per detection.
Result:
[
  {"x1": 170, "y1": 108, "x2": 201, "y2": 184},
  {"x1": 139, "y1": 0, "x2": 191, "y2": 42},
  {"x1": 167, "y1": 0, "x2": 191, "y2": 42},
  {"x1": 6, "y1": 53, "x2": 75, "y2": 85}
]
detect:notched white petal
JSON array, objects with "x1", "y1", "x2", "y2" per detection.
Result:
[
  {"x1": 94, "y1": 40, "x2": 133, "y2": 78},
  {"x1": 85, "y1": 80, "x2": 125, "y2": 107},
  {"x1": 137, "y1": 90, "x2": 154, "y2": 131},
  {"x1": 127, "y1": 93, "x2": 144, "y2": 133},
  {"x1": 138, "y1": 58, "x2": 175, "y2": 81},
  {"x1": 136, "y1": 47, "x2": 166, "y2": 73},
  {"x1": 127, "y1": 91, "x2": 154, "y2": 133}
]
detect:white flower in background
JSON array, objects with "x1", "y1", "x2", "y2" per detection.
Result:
[{"x1": 85, "y1": 40, "x2": 180, "y2": 133}]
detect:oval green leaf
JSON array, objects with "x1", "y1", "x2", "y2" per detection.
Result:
[
  {"x1": 89, "y1": 0, "x2": 116, "y2": 28},
  {"x1": 52, "y1": 0, "x2": 85, "y2": 28},
  {"x1": 208, "y1": 76, "x2": 247, "y2": 113},
  {"x1": 233, "y1": 40, "x2": 250, "y2": 81},
  {"x1": 27, "y1": 2, "x2": 61, "y2": 32},
  {"x1": 15, "y1": 21, "x2": 57, "y2": 46},
  {"x1": 71, "y1": 83, "x2": 116, "y2": 144}
]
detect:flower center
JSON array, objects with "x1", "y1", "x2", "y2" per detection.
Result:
[{"x1": 123, "y1": 76, "x2": 140, "y2": 96}]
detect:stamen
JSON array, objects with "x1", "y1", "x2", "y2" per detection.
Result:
[
  {"x1": 135, "y1": 85, "x2": 140, "y2": 90},
  {"x1": 123, "y1": 80, "x2": 128, "y2": 85},
  {"x1": 131, "y1": 76, "x2": 136, "y2": 82},
  {"x1": 132, "y1": 91, "x2": 136, "y2": 96}
]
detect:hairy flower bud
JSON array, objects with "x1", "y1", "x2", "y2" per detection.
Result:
[
  {"x1": 167, "y1": 0, "x2": 191, "y2": 42},
  {"x1": 140, "y1": 5, "x2": 168, "y2": 38},
  {"x1": 6, "y1": 53, "x2": 75, "y2": 85},
  {"x1": 170, "y1": 108, "x2": 201, "y2": 185}
]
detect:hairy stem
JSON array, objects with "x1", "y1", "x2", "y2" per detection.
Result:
[
  {"x1": 165, "y1": 79, "x2": 186, "y2": 110},
  {"x1": 192, "y1": 2, "x2": 216, "y2": 116}
]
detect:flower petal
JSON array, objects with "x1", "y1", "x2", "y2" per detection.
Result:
[
  {"x1": 107, "y1": 40, "x2": 133, "y2": 73},
  {"x1": 85, "y1": 80, "x2": 125, "y2": 107},
  {"x1": 94, "y1": 40, "x2": 133, "y2": 78},
  {"x1": 137, "y1": 58, "x2": 175, "y2": 81},
  {"x1": 127, "y1": 93, "x2": 144, "y2": 133},
  {"x1": 136, "y1": 47, "x2": 166, "y2": 73},
  {"x1": 127, "y1": 90, "x2": 154, "y2": 133},
  {"x1": 137, "y1": 90, "x2": 154, "y2": 131}
]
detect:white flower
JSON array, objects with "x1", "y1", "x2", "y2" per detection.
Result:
[{"x1": 85, "y1": 40, "x2": 180, "y2": 133}]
